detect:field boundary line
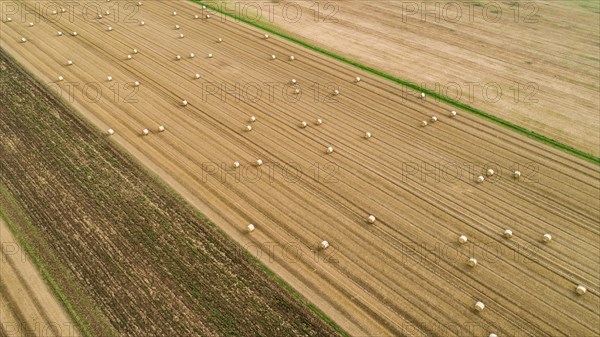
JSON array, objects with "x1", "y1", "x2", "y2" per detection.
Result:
[{"x1": 189, "y1": 0, "x2": 600, "y2": 165}]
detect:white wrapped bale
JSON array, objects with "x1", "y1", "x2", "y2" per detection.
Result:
[
  {"x1": 256, "y1": 159, "x2": 263, "y2": 166},
  {"x1": 134, "y1": 81, "x2": 140, "y2": 87},
  {"x1": 300, "y1": 121, "x2": 307, "y2": 128},
  {"x1": 57, "y1": 31, "x2": 63, "y2": 36},
  {"x1": 172, "y1": 11, "x2": 177, "y2": 16},
  {"x1": 133, "y1": 49, "x2": 139, "y2": 54},
  {"x1": 181, "y1": 99, "x2": 188, "y2": 106},
  {"x1": 486, "y1": 169, "x2": 495, "y2": 176},
  {"x1": 365, "y1": 132, "x2": 372, "y2": 139},
  {"x1": 158, "y1": 125, "x2": 165, "y2": 132},
  {"x1": 576, "y1": 285, "x2": 587, "y2": 295},
  {"x1": 264, "y1": 34, "x2": 269, "y2": 39},
  {"x1": 217, "y1": 38, "x2": 223, "y2": 43},
  {"x1": 57, "y1": 76, "x2": 64, "y2": 81},
  {"x1": 71, "y1": 31, "x2": 77, "y2": 36},
  {"x1": 271, "y1": 54, "x2": 277, "y2": 60},
  {"x1": 190, "y1": 53, "x2": 195, "y2": 58},
  {"x1": 175, "y1": 24, "x2": 180, "y2": 29},
  {"x1": 249, "y1": 116, "x2": 256, "y2": 122},
  {"x1": 142, "y1": 128, "x2": 149, "y2": 135},
  {"x1": 176, "y1": 55, "x2": 181, "y2": 60},
  {"x1": 450, "y1": 110, "x2": 457, "y2": 117},
  {"x1": 247, "y1": 224, "x2": 255, "y2": 232},
  {"x1": 514, "y1": 171, "x2": 521, "y2": 178},
  {"x1": 315, "y1": 118, "x2": 323, "y2": 125},
  {"x1": 333, "y1": 89, "x2": 340, "y2": 96},
  {"x1": 355, "y1": 77, "x2": 361, "y2": 83},
  {"x1": 127, "y1": 54, "x2": 132, "y2": 60},
  {"x1": 543, "y1": 233, "x2": 552, "y2": 243},
  {"x1": 179, "y1": 33, "x2": 184, "y2": 38},
  {"x1": 367, "y1": 215, "x2": 376, "y2": 224},
  {"x1": 468, "y1": 258, "x2": 478, "y2": 268},
  {"x1": 195, "y1": 73, "x2": 201, "y2": 79},
  {"x1": 20, "y1": 37, "x2": 27, "y2": 43},
  {"x1": 430, "y1": 116, "x2": 438, "y2": 123},
  {"x1": 137, "y1": 1, "x2": 142, "y2": 5},
  {"x1": 107, "y1": 26, "x2": 113, "y2": 31},
  {"x1": 320, "y1": 240, "x2": 329, "y2": 249},
  {"x1": 420, "y1": 92, "x2": 426, "y2": 99},
  {"x1": 458, "y1": 235, "x2": 468, "y2": 244},
  {"x1": 326, "y1": 146, "x2": 334, "y2": 154},
  {"x1": 245, "y1": 125, "x2": 252, "y2": 131},
  {"x1": 67, "y1": 60, "x2": 73, "y2": 65},
  {"x1": 29, "y1": 22, "x2": 34, "y2": 27},
  {"x1": 291, "y1": 79, "x2": 297, "y2": 85},
  {"x1": 504, "y1": 229, "x2": 513, "y2": 239},
  {"x1": 208, "y1": 53, "x2": 213, "y2": 58},
  {"x1": 107, "y1": 128, "x2": 115, "y2": 135},
  {"x1": 421, "y1": 121, "x2": 428, "y2": 127},
  {"x1": 107, "y1": 76, "x2": 113, "y2": 81},
  {"x1": 140, "y1": 21, "x2": 145, "y2": 25},
  {"x1": 233, "y1": 161, "x2": 240, "y2": 168},
  {"x1": 474, "y1": 301, "x2": 485, "y2": 312},
  {"x1": 289, "y1": 55, "x2": 295, "y2": 61},
  {"x1": 477, "y1": 176, "x2": 485, "y2": 183}
]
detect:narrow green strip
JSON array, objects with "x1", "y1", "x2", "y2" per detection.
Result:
[{"x1": 190, "y1": 0, "x2": 599, "y2": 165}]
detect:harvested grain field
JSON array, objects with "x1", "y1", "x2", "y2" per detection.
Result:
[
  {"x1": 1, "y1": 0, "x2": 599, "y2": 336},
  {"x1": 227, "y1": 0, "x2": 600, "y2": 156}
]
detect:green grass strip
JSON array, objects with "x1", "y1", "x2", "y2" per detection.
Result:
[{"x1": 190, "y1": 0, "x2": 599, "y2": 165}]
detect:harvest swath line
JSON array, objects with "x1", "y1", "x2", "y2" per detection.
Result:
[{"x1": 190, "y1": 0, "x2": 600, "y2": 165}]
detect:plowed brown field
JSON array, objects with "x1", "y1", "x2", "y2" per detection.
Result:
[{"x1": 1, "y1": 0, "x2": 598, "y2": 336}]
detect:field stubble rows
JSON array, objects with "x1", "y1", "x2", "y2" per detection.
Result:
[{"x1": 1, "y1": 0, "x2": 599, "y2": 336}]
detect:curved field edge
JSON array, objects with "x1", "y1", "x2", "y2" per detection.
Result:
[
  {"x1": 0, "y1": 49, "x2": 347, "y2": 337},
  {"x1": 191, "y1": 0, "x2": 600, "y2": 165}
]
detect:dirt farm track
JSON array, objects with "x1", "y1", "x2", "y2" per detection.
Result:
[{"x1": 1, "y1": 1, "x2": 599, "y2": 336}]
